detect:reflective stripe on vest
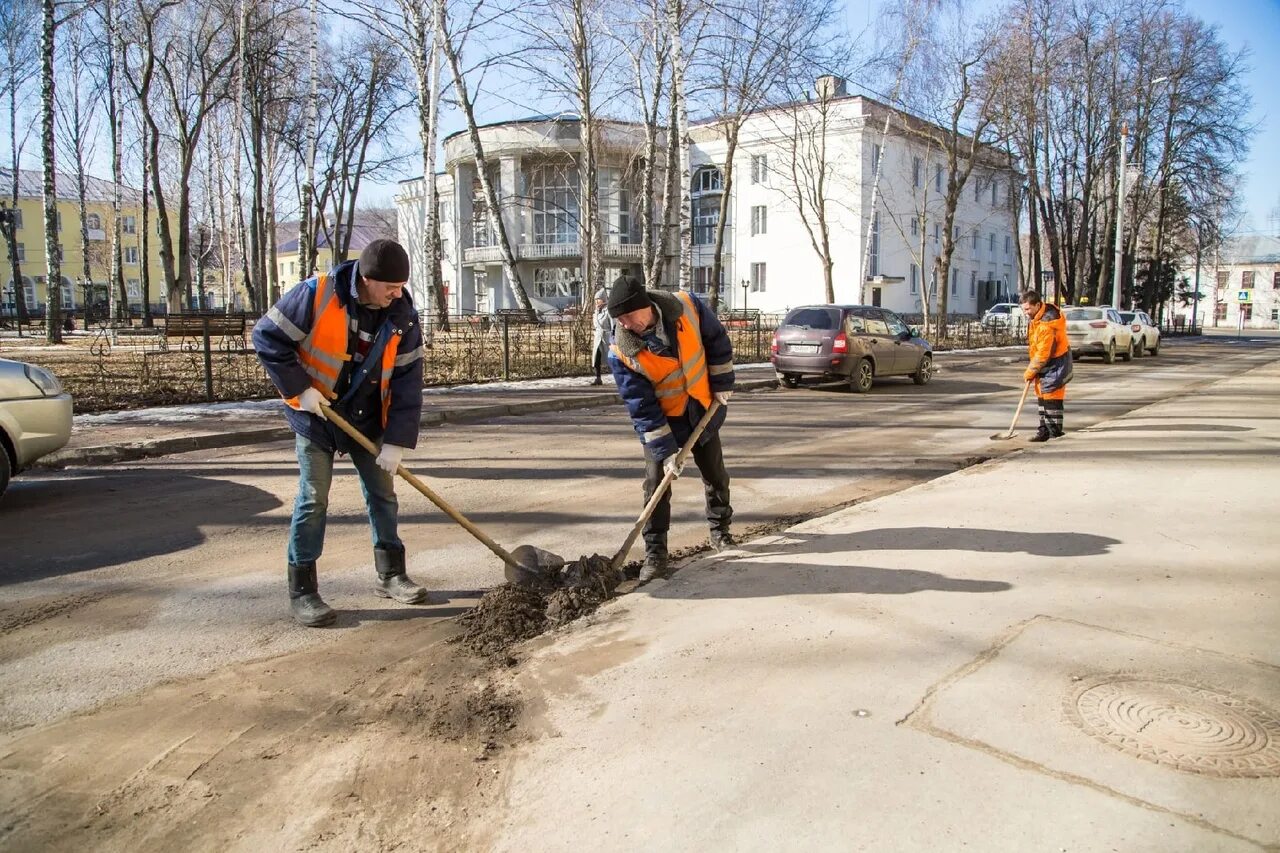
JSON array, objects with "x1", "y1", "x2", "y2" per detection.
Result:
[
  {"x1": 611, "y1": 292, "x2": 712, "y2": 418},
  {"x1": 285, "y1": 273, "x2": 351, "y2": 412}
]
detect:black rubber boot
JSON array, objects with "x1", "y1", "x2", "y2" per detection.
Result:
[
  {"x1": 638, "y1": 546, "x2": 669, "y2": 584},
  {"x1": 709, "y1": 529, "x2": 737, "y2": 552},
  {"x1": 373, "y1": 545, "x2": 433, "y2": 604},
  {"x1": 288, "y1": 562, "x2": 336, "y2": 627}
]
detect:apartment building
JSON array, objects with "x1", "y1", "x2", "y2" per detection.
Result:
[{"x1": 395, "y1": 79, "x2": 1021, "y2": 317}]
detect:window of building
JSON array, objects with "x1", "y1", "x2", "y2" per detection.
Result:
[
  {"x1": 1004, "y1": 235, "x2": 1011, "y2": 257},
  {"x1": 692, "y1": 266, "x2": 723, "y2": 295},
  {"x1": 290, "y1": 261, "x2": 296, "y2": 277},
  {"x1": 991, "y1": 180, "x2": 999, "y2": 207},
  {"x1": 871, "y1": 144, "x2": 881, "y2": 173},
  {"x1": 123, "y1": 215, "x2": 137, "y2": 235},
  {"x1": 933, "y1": 223, "x2": 940, "y2": 245},
  {"x1": 695, "y1": 166, "x2": 723, "y2": 194},
  {"x1": 910, "y1": 217, "x2": 918, "y2": 237},
  {"x1": 1215, "y1": 302, "x2": 1228, "y2": 321},
  {"x1": 692, "y1": 196, "x2": 719, "y2": 246},
  {"x1": 750, "y1": 155, "x2": 768, "y2": 185},
  {"x1": 912, "y1": 157, "x2": 921, "y2": 188},
  {"x1": 124, "y1": 246, "x2": 138, "y2": 265},
  {"x1": 868, "y1": 213, "x2": 880, "y2": 277},
  {"x1": 5, "y1": 209, "x2": 21, "y2": 230},
  {"x1": 750, "y1": 205, "x2": 767, "y2": 236},
  {"x1": 1271, "y1": 308, "x2": 1279, "y2": 321},
  {"x1": 1241, "y1": 270, "x2": 1255, "y2": 289},
  {"x1": 1216, "y1": 270, "x2": 1229, "y2": 289},
  {"x1": 532, "y1": 266, "x2": 581, "y2": 299},
  {"x1": 951, "y1": 267, "x2": 958, "y2": 295},
  {"x1": 935, "y1": 164, "x2": 943, "y2": 192},
  {"x1": 55, "y1": 211, "x2": 62, "y2": 231},
  {"x1": 910, "y1": 263, "x2": 918, "y2": 294},
  {"x1": 1274, "y1": 271, "x2": 1280, "y2": 289},
  {"x1": 598, "y1": 167, "x2": 635, "y2": 244},
  {"x1": 529, "y1": 164, "x2": 579, "y2": 246},
  {"x1": 974, "y1": 176, "x2": 983, "y2": 202},
  {"x1": 989, "y1": 232, "x2": 996, "y2": 254},
  {"x1": 750, "y1": 262, "x2": 766, "y2": 293},
  {"x1": 972, "y1": 230, "x2": 979, "y2": 251},
  {"x1": 953, "y1": 225, "x2": 959, "y2": 242},
  {"x1": 87, "y1": 213, "x2": 101, "y2": 230},
  {"x1": 126, "y1": 279, "x2": 141, "y2": 299},
  {"x1": 969, "y1": 270, "x2": 977, "y2": 297},
  {"x1": 1241, "y1": 304, "x2": 1252, "y2": 321},
  {"x1": 8, "y1": 242, "x2": 22, "y2": 262}
]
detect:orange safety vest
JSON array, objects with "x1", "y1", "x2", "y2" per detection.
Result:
[
  {"x1": 284, "y1": 273, "x2": 403, "y2": 426},
  {"x1": 611, "y1": 291, "x2": 712, "y2": 417}
]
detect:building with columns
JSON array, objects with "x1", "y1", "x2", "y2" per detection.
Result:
[{"x1": 395, "y1": 80, "x2": 1021, "y2": 317}]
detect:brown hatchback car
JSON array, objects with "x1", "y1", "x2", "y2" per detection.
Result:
[{"x1": 770, "y1": 305, "x2": 933, "y2": 392}]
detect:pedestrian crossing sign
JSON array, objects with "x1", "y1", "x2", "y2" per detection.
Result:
[{"x1": 1237, "y1": 290, "x2": 1252, "y2": 303}]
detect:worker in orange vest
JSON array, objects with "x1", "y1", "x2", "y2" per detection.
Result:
[
  {"x1": 1020, "y1": 289, "x2": 1073, "y2": 441},
  {"x1": 608, "y1": 275, "x2": 736, "y2": 582}
]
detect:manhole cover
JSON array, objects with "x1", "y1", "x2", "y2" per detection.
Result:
[{"x1": 1068, "y1": 676, "x2": 1280, "y2": 778}]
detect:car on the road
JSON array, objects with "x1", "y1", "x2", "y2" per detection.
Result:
[
  {"x1": 0, "y1": 358, "x2": 73, "y2": 499},
  {"x1": 771, "y1": 305, "x2": 933, "y2": 393},
  {"x1": 1118, "y1": 310, "x2": 1161, "y2": 357},
  {"x1": 980, "y1": 302, "x2": 1028, "y2": 331},
  {"x1": 1063, "y1": 306, "x2": 1134, "y2": 363}
]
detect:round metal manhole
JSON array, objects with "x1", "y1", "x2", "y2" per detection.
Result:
[{"x1": 1067, "y1": 676, "x2": 1280, "y2": 778}]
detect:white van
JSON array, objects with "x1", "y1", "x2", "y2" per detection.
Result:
[{"x1": 980, "y1": 303, "x2": 1028, "y2": 330}]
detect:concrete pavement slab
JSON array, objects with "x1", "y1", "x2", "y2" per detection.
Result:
[{"x1": 479, "y1": 358, "x2": 1280, "y2": 851}]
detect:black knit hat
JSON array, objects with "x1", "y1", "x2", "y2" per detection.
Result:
[
  {"x1": 608, "y1": 274, "x2": 651, "y2": 318},
  {"x1": 358, "y1": 238, "x2": 411, "y2": 283}
]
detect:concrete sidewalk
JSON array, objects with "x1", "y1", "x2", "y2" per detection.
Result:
[
  {"x1": 482, "y1": 359, "x2": 1280, "y2": 851},
  {"x1": 41, "y1": 349, "x2": 1021, "y2": 467}
]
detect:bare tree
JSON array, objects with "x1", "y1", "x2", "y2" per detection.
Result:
[
  {"x1": 1, "y1": 0, "x2": 38, "y2": 328},
  {"x1": 39, "y1": 0, "x2": 62, "y2": 341}
]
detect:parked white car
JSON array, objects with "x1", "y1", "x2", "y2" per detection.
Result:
[
  {"x1": 1118, "y1": 310, "x2": 1161, "y2": 357},
  {"x1": 980, "y1": 303, "x2": 1028, "y2": 331},
  {"x1": 0, "y1": 359, "x2": 73, "y2": 499},
  {"x1": 1063, "y1": 306, "x2": 1134, "y2": 363}
]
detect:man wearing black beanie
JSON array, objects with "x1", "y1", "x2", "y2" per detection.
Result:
[
  {"x1": 254, "y1": 237, "x2": 439, "y2": 627},
  {"x1": 607, "y1": 275, "x2": 738, "y2": 582}
]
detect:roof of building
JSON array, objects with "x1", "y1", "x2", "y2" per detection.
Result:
[
  {"x1": 1224, "y1": 234, "x2": 1280, "y2": 264},
  {"x1": 0, "y1": 167, "x2": 143, "y2": 204},
  {"x1": 275, "y1": 219, "x2": 397, "y2": 255}
]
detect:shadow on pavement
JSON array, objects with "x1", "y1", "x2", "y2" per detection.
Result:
[
  {"x1": 0, "y1": 472, "x2": 282, "y2": 584},
  {"x1": 655, "y1": 561, "x2": 1012, "y2": 598},
  {"x1": 738, "y1": 527, "x2": 1120, "y2": 559}
]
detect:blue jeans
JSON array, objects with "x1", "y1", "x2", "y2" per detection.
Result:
[{"x1": 288, "y1": 435, "x2": 402, "y2": 565}]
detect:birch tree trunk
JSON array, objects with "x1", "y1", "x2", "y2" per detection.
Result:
[
  {"x1": 667, "y1": 0, "x2": 691, "y2": 291},
  {"x1": 39, "y1": 0, "x2": 60, "y2": 343}
]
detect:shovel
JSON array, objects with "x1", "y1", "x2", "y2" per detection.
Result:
[
  {"x1": 990, "y1": 380, "x2": 1033, "y2": 441},
  {"x1": 320, "y1": 404, "x2": 563, "y2": 587},
  {"x1": 609, "y1": 400, "x2": 723, "y2": 573}
]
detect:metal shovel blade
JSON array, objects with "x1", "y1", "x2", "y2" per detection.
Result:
[{"x1": 504, "y1": 544, "x2": 566, "y2": 588}]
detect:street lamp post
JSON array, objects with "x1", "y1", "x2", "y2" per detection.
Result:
[{"x1": 741, "y1": 278, "x2": 749, "y2": 313}]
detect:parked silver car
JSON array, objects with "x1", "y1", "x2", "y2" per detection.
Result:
[
  {"x1": 1063, "y1": 306, "x2": 1134, "y2": 363},
  {"x1": 1118, "y1": 310, "x2": 1161, "y2": 357},
  {"x1": 770, "y1": 305, "x2": 933, "y2": 393},
  {"x1": 0, "y1": 358, "x2": 73, "y2": 499}
]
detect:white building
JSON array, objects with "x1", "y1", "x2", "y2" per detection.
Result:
[
  {"x1": 395, "y1": 79, "x2": 1021, "y2": 317},
  {"x1": 1178, "y1": 235, "x2": 1280, "y2": 330}
]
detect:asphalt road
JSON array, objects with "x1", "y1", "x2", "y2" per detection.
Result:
[{"x1": 0, "y1": 337, "x2": 1275, "y2": 733}]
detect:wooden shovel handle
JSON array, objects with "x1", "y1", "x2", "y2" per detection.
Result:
[
  {"x1": 321, "y1": 404, "x2": 523, "y2": 572},
  {"x1": 610, "y1": 399, "x2": 724, "y2": 571},
  {"x1": 1005, "y1": 380, "x2": 1033, "y2": 436}
]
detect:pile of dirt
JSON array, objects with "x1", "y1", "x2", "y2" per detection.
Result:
[{"x1": 456, "y1": 553, "x2": 624, "y2": 660}]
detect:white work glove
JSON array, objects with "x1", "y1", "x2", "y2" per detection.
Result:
[
  {"x1": 298, "y1": 387, "x2": 328, "y2": 421},
  {"x1": 375, "y1": 443, "x2": 406, "y2": 474},
  {"x1": 714, "y1": 390, "x2": 734, "y2": 407},
  {"x1": 662, "y1": 454, "x2": 685, "y2": 480}
]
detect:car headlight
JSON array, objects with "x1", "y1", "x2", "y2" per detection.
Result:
[{"x1": 23, "y1": 363, "x2": 63, "y2": 396}]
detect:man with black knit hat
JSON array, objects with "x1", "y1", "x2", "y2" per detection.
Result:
[
  {"x1": 608, "y1": 274, "x2": 737, "y2": 582},
  {"x1": 254, "y1": 237, "x2": 436, "y2": 627}
]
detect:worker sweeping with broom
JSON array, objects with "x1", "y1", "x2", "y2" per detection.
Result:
[
  {"x1": 607, "y1": 275, "x2": 737, "y2": 583},
  {"x1": 1020, "y1": 289, "x2": 1073, "y2": 441},
  {"x1": 253, "y1": 238, "x2": 437, "y2": 627}
]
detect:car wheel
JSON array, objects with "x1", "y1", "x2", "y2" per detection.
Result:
[
  {"x1": 0, "y1": 444, "x2": 11, "y2": 500},
  {"x1": 1150, "y1": 341, "x2": 1159, "y2": 356},
  {"x1": 1121, "y1": 340, "x2": 1134, "y2": 362},
  {"x1": 1101, "y1": 339, "x2": 1116, "y2": 364},
  {"x1": 780, "y1": 373, "x2": 801, "y2": 389},
  {"x1": 1132, "y1": 337, "x2": 1144, "y2": 358},
  {"x1": 912, "y1": 354, "x2": 933, "y2": 386},
  {"x1": 850, "y1": 357, "x2": 874, "y2": 393}
]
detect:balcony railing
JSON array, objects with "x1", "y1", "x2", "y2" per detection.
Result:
[{"x1": 463, "y1": 241, "x2": 644, "y2": 264}]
